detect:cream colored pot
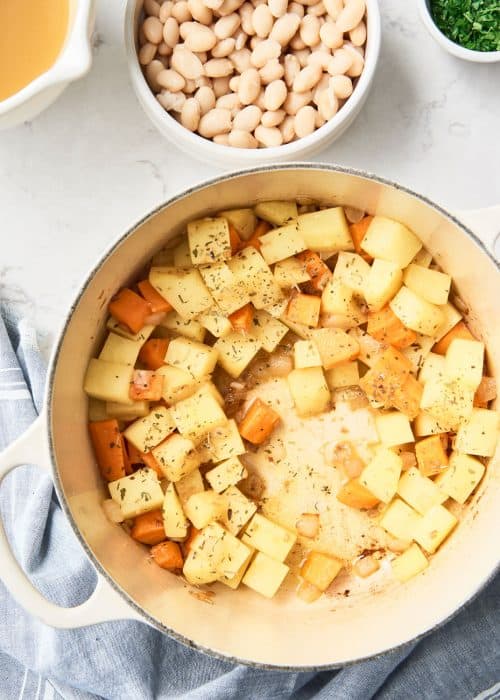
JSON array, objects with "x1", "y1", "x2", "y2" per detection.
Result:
[{"x1": 0, "y1": 166, "x2": 499, "y2": 669}]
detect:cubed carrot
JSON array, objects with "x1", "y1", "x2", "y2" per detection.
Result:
[
  {"x1": 367, "y1": 306, "x2": 417, "y2": 350},
  {"x1": 244, "y1": 220, "x2": 271, "y2": 251},
  {"x1": 337, "y1": 478, "x2": 379, "y2": 509},
  {"x1": 109, "y1": 288, "x2": 151, "y2": 334},
  {"x1": 238, "y1": 398, "x2": 281, "y2": 445},
  {"x1": 151, "y1": 541, "x2": 184, "y2": 570},
  {"x1": 183, "y1": 526, "x2": 201, "y2": 555},
  {"x1": 229, "y1": 303, "x2": 254, "y2": 332},
  {"x1": 296, "y1": 250, "x2": 332, "y2": 292},
  {"x1": 131, "y1": 509, "x2": 166, "y2": 545},
  {"x1": 300, "y1": 551, "x2": 343, "y2": 591},
  {"x1": 349, "y1": 215, "x2": 374, "y2": 261},
  {"x1": 138, "y1": 338, "x2": 169, "y2": 370},
  {"x1": 124, "y1": 437, "x2": 164, "y2": 477},
  {"x1": 129, "y1": 369, "x2": 164, "y2": 401},
  {"x1": 433, "y1": 321, "x2": 475, "y2": 355},
  {"x1": 126, "y1": 442, "x2": 147, "y2": 470},
  {"x1": 474, "y1": 376, "x2": 497, "y2": 408},
  {"x1": 228, "y1": 223, "x2": 242, "y2": 254},
  {"x1": 88, "y1": 419, "x2": 127, "y2": 482},
  {"x1": 137, "y1": 279, "x2": 173, "y2": 314},
  {"x1": 415, "y1": 435, "x2": 449, "y2": 477},
  {"x1": 392, "y1": 374, "x2": 423, "y2": 420}
]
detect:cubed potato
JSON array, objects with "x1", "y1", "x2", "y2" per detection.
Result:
[
  {"x1": 433, "y1": 303, "x2": 463, "y2": 343},
  {"x1": 219, "y1": 208, "x2": 257, "y2": 240},
  {"x1": 149, "y1": 267, "x2": 213, "y2": 320},
  {"x1": 419, "y1": 352, "x2": 446, "y2": 384},
  {"x1": 413, "y1": 504, "x2": 457, "y2": 553},
  {"x1": 380, "y1": 498, "x2": 422, "y2": 541},
  {"x1": 216, "y1": 534, "x2": 253, "y2": 583},
  {"x1": 213, "y1": 332, "x2": 262, "y2": 378},
  {"x1": 325, "y1": 361, "x2": 359, "y2": 389},
  {"x1": 321, "y1": 278, "x2": 366, "y2": 325},
  {"x1": 221, "y1": 485, "x2": 258, "y2": 535},
  {"x1": 286, "y1": 293, "x2": 321, "y2": 327},
  {"x1": 397, "y1": 467, "x2": 446, "y2": 514},
  {"x1": 165, "y1": 337, "x2": 218, "y2": 380},
  {"x1": 347, "y1": 328, "x2": 384, "y2": 367},
  {"x1": 175, "y1": 468, "x2": 204, "y2": 505},
  {"x1": 106, "y1": 318, "x2": 154, "y2": 343},
  {"x1": 198, "y1": 307, "x2": 233, "y2": 338},
  {"x1": 445, "y1": 338, "x2": 484, "y2": 390},
  {"x1": 250, "y1": 310, "x2": 288, "y2": 353},
  {"x1": 435, "y1": 452, "x2": 485, "y2": 504},
  {"x1": 359, "y1": 448, "x2": 403, "y2": 503},
  {"x1": 106, "y1": 400, "x2": 150, "y2": 420},
  {"x1": 363, "y1": 259, "x2": 403, "y2": 312},
  {"x1": 367, "y1": 307, "x2": 417, "y2": 351},
  {"x1": 242, "y1": 551, "x2": 289, "y2": 598},
  {"x1": 375, "y1": 412, "x2": 415, "y2": 447},
  {"x1": 162, "y1": 482, "x2": 189, "y2": 540},
  {"x1": 173, "y1": 239, "x2": 192, "y2": 267},
  {"x1": 201, "y1": 419, "x2": 246, "y2": 463},
  {"x1": 402, "y1": 334, "x2": 435, "y2": 374},
  {"x1": 184, "y1": 490, "x2": 227, "y2": 529},
  {"x1": 124, "y1": 406, "x2": 176, "y2": 453},
  {"x1": 403, "y1": 264, "x2": 451, "y2": 306},
  {"x1": 172, "y1": 383, "x2": 228, "y2": 442},
  {"x1": 219, "y1": 545, "x2": 254, "y2": 589},
  {"x1": 334, "y1": 252, "x2": 371, "y2": 295},
  {"x1": 414, "y1": 412, "x2": 447, "y2": 437},
  {"x1": 187, "y1": 217, "x2": 231, "y2": 265},
  {"x1": 415, "y1": 434, "x2": 449, "y2": 476},
  {"x1": 155, "y1": 365, "x2": 200, "y2": 405},
  {"x1": 411, "y1": 248, "x2": 433, "y2": 267},
  {"x1": 336, "y1": 478, "x2": 379, "y2": 509},
  {"x1": 280, "y1": 315, "x2": 313, "y2": 340},
  {"x1": 229, "y1": 247, "x2": 284, "y2": 309},
  {"x1": 390, "y1": 287, "x2": 444, "y2": 336},
  {"x1": 254, "y1": 200, "x2": 298, "y2": 225},
  {"x1": 273, "y1": 257, "x2": 311, "y2": 288},
  {"x1": 99, "y1": 332, "x2": 144, "y2": 367},
  {"x1": 310, "y1": 328, "x2": 360, "y2": 370},
  {"x1": 109, "y1": 468, "x2": 164, "y2": 519},
  {"x1": 241, "y1": 513, "x2": 297, "y2": 562},
  {"x1": 84, "y1": 359, "x2": 133, "y2": 404},
  {"x1": 361, "y1": 217, "x2": 422, "y2": 268},
  {"x1": 200, "y1": 263, "x2": 250, "y2": 317},
  {"x1": 287, "y1": 366, "x2": 330, "y2": 416},
  {"x1": 300, "y1": 551, "x2": 343, "y2": 591},
  {"x1": 206, "y1": 457, "x2": 247, "y2": 493},
  {"x1": 391, "y1": 543, "x2": 428, "y2": 583},
  {"x1": 259, "y1": 221, "x2": 307, "y2": 264},
  {"x1": 182, "y1": 522, "x2": 226, "y2": 584},
  {"x1": 455, "y1": 408, "x2": 499, "y2": 457},
  {"x1": 199, "y1": 261, "x2": 234, "y2": 295},
  {"x1": 420, "y1": 378, "x2": 474, "y2": 431},
  {"x1": 160, "y1": 312, "x2": 206, "y2": 342},
  {"x1": 298, "y1": 207, "x2": 353, "y2": 253},
  {"x1": 151, "y1": 433, "x2": 201, "y2": 481},
  {"x1": 294, "y1": 339, "x2": 322, "y2": 368}
]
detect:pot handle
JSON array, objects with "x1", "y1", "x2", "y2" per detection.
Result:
[
  {"x1": 0, "y1": 413, "x2": 142, "y2": 628},
  {"x1": 456, "y1": 205, "x2": 500, "y2": 259}
]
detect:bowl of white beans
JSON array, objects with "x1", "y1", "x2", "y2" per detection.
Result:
[{"x1": 125, "y1": 0, "x2": 380, "y2": 166}]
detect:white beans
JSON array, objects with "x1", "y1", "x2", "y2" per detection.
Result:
[
  {"x1": 143, "y1": 16, "x2": 164, "y2": 43},
  {"x1": 269, "y1": 0, "x2": 288, "y2": 18},
  {"x1": 252, "y1": 4, "x2": 273, "y2": 37},
  {"x1": 349, "y1": 20, "x2": 366, "y2": 46},
  {"x1": 145, "y1": 59, "x2": 165, "y2": 90},
  {"x1": 205, "y1": 57, "x2": 234, "y2": 76},
  {"x1": 319, "y1": 21, "x2": 343, "y2": 49},
  {"x1": 250, "y1": 38, "x2": 281, "y2": 67},
  {"x1": 159, "y1": 1, "x2": 173, "y2": 22},
  {"x1": 263, "y1": 79, "x2": 287, "y2": 110},
  {"x1": 284, "y1": 89, "x2": 312, "y2": 115},
  {"x1": 259, "y1": 58, "x2": 284, "y2": 83},
  {"x1": 261, "y1": 108, "x2": 285, "y2": 127},
  {"x1": 270, "y1": 14, "x2": 301, "y2": 46},
  {"x1": 212, "y1": 37, "x2": 236, "y2": 57},
  {"x1": 233, "y1": 104, "x2": 262, "y2": 130},
  {"x1": 327, "y1": 48, "x2": 353, "y2": 75},
  {"x1": 280, "y1": 114, "x2": 295, "y2": 142},
  {"x1": 336, "y1": 0, "x2": 366, "y2": 33},
  {"x1": 157, "y1": 89, "x2": 186, "y2": 111},
  {"x1": 293, "y1": 63, "x2": 322, "y2": 92},
  {"x1": 213, "y1": 75, "x2": 231, "y2": 96},
  {"x1": 171, "y1": 1, "x2": 191, "y2": 23},
  {"x1": 145, "y1": 0, "x2": 161, "y2": 17},
  {"x1": 195, "y1": 85, "x2": 216, "y2": 114},
  {"x1": 330, "y1": 74, "x2": 353, "y2": 98},
  {"x1": 284, "y1": 53, "x2": 300, "y2": 87},
  {"x1": 185, "y1": 24, "x2": 217, "y2": 52},
  {"x1": 181, "y1": 97, "x2": 201, "y2": 130},
  {"x1": 300, "y1": 15, "x2": 320, "y2": 47},
  {"x1": 230, "y1": 48, "x2": 252, "y2": 72},
  {"x1": 323, "y1": 0, "x2": 342, "y2": 20},
  {"x1": 228, "y1": 129, "x2": 258, "y2": 147},
  {"x1": 163, "y1": 17, "x2": 180, "y2": 47},
  {"x1": 255, "y1": 124, "x2": 283, "y2": 146},
  {"x1": 239, "y1": 67, "x2": 261, "y2": 103},
  {"x1": 171, "y1": 45, "x2": 204, "y2": 79},
  {"x1": 188, "y1": 0, "x2": 213, "y2": 24},
  {"x1": 294, "y1": 104, "x2": 316, "y2": 137},
  {"x1": 139, "y1": 42, "x2": 157, "y2": 65},
  {"x1": 198, "y1": 108, "x2": 232, "y2": 136},
  {"x1": 214, "y1": 13, "x2": 241, "y2": 38},
  {"x1": 157, "y1": 68, "x2": 186, "y2": 91}
]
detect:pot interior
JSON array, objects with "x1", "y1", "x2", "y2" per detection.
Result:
[{"x1": 49, "y1": 166, "x2": 500, "y2": 668}]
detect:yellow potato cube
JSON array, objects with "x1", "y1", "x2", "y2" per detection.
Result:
[
  {"x1": 182, "y1": 522, "x2": 226, "y2": 584},
  {"x1": 83, "y1": 359, "x2": 133, "y2": 404},
  {"x1": 375, "y1": 412, "x2": 415, "y2": 447},
  {"x1": 254, "y1": 200, "x2": 298, "y2": 225},
  {"x1": 151, "y1": 433, "x2": 201, "y2": 481},
  {"x1": 109, "y1": 468, "x2": 164, "y2": 519},
  {"x1": 259, "y1": 222, "x2": 307, "y2": 265},
  {"x1": 287, "y1": 366, "x2": 330, "y2": 416},
  {"x1": 420, "y1": 378, "x2": 474, "y2": 431},
  {"x1": 433, "y1": 302, "x2": 462, "y2": 342},
  {"x1": 162, "y1": 483, "x2": 189, "y2": 540},
  {"x1": 361, "y1": 216, "x2": 422, "y2": 268},
  {"x1": 184, "y1": 490, "x2": 227, "y2": 529},
  {"x1": 165, "y1": 337, "x2": 218, "y2": 380},
  {"x1": 435, "y1": 452, "x2": 485, "y2": 504},
  {"x1": 99, "y1": 332, "x2": 144, "y2": 367},
  {"x1": 273, "y1": 257, "x2": 311, "y2": 287},
  {"x1": 414, "y1": 411, "x2": 448, "y2": 437},
  {"x1": 397, "y1": 467, "x2": 446, "y2": 514},
  {"x1": 419, "y1": 352, "x2": 446, "y2": 384},
  {"x1": 334, "y1": 252, "x2": 371, "y2": 295},
  {"x1": 402, "y1": 334, "x2": 435, "y2": 374},
  {"x1": 455, "y1": 408, "x2": 499, "y2": 457},
  {"x1": 347, "y1": 328, "x2": 384, "y2": 367},
  {"x1": 294, "y1": 339, "x2": 322, "y2": 369},
  {"x1": 172, "y1": 383, "x2": 228, "y2": 442},
  {"x1": 415, "y1": 434, "x2": 449, "y2": 477},
  {"x1": 219, "y1": 546, "x2": 254, "y2": 589},
  {"x1": 174, "y1": 468, "x2": 204, "y2": 505},
  {"x1": 363, "y1": 259, "x2": 403, "y2": 312},
  {"x1": 200, "y1": 261, "x2": 250, "y2": 316},
  {"x1": 359, "y1": 448, "x2": 403, "y2": 503},
  {"x1": 403, "y1": 264, "x2": 451, "y2": 306},
  {"x1": 160, "y1": 312, "x2": 206, "y2": 342},
  {"x1": 155, "y1": 365, "x2": 200, "y2": 405},
  {"x1": 198, "y1": 307, "x2": 233, "y2": 338},
  {"x1": 106, "y1": 400, "x2": 150, "y2": 420},
  {"x1": 219, "y1": 208, "x2": 256, "y2": 240},
  {"x1": 445, "y1": 338, "x2": 484, "y2": 390},
  {"x1": 298, "y1": 207, "x2": 353, "y2": 253},
  {"x1": 149, "y1": 267, "x2": 213, "y2": 320},
  {"x1": 214, "y1": 332, "x2": 262, "y2": 378},
  {"x1": 391, "y1": 543, "x2": 428, "y2": 583},
  {"x1": 390, "y1": 286, "x2": 444, "y2": 336},
  {"x1": 124, "y1": 406, "x2": 176, "y2": 453},
  {"x1": 221, "y1": 485, "x2": 257, "y2": 535},
  {"x1": 106, "y1": 318, "x2": 154, "y2": 343},
  {"x1": 242, "y1": 551, "x2": 289, "y2": 598},
  {"x1": 411, "y1": 248, "x2": 433, "y2": 267},
  {"x1": 199, "y1": 261, "x2": 234, "y2": 295},
  {"x1": 173, "y1": 239, "x2": 192, "y2": 267},
  {"x1": 229, "y1": 246, "x2": 285, "y2": 309},
  {"x1": 325, "y1": 361, "x2": 360, "y2": 389},
  {"x1": 280, "y1": 315, "x2": 312, "y2": 340},
  {"x1": 200, "y1": 419, "x2": 246, "y2": 463},
  {"x1": 187, "y1": 217, "x2": 231, "y2": 265},
  {"x1": 206, "y1": 457, "x2": 247, "y2": 493},
  {"x1": 300, "y1": 551, "x2": 343, "y2": 591},
  {"x1": 310, "y1": 327, "x2": 360, "y2": 370},
  {"x1": 242, "y1": 513, "x2": 297, "y2": 561},
  {"x1": 380, "y1": 498, "x2": 422, "y2": 541},
  {"x1": 216, "y1": 535, "x2": 253, "y2": 583},
  {"x1": 250, "y1": 310, "x2": 288, "y2": 353},
  {"x1": 321, "y1": 277, "x2": 366, "y2": 324},
  {"x1": 286, "y1": 293, "x2": 321, "y2": 327},
  {"x1": 413, "y1": 504, "x2": 457, "y2": 553}
]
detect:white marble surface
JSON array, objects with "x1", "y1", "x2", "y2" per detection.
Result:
[{"x1": 0, "y1": 0, "x2": 499, "y2": 359}]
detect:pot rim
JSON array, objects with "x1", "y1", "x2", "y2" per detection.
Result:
[{"x1": 45, "y1": 162, "x2": 500, "y2": 671}]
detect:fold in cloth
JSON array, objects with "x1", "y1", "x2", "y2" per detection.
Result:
[{"x1": 0, "y1": 308, "x2": 498, "y2": 700}]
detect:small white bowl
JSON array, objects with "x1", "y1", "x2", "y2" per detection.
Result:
[
  {"x1": 124, "y1": 0, "x2": 381, "y2": 167},
  {"x1": 419, "y1": 0, "x2": 500, "y2": 63},
  {"x1": 0, "y1": 0, "x2": 96, "y2": 130}
]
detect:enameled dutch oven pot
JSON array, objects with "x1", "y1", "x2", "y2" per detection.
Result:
[{"x1": 1, "y1": 165, "x2": 499, "y2": 670}]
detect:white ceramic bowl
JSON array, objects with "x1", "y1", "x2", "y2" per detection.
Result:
[
  {"x1": 0, "y1": 0, "x2": 96, "y2": 130},
  {"x1": 419, "y1": 0, "x2": 500, "y2": 63},
  {"x1": 125, "y1": 1, "x2": 381, "y2": 167}
]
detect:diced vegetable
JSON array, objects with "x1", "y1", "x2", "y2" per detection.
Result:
[
  {"x1": 238, "y1": 398, "x2": 281, "y2": 445},
  {"x1": 138, "y1": 338, "x2": 169, "y2": 370},
  {"x1": 250, "y1": 310, "x2": 288, "y2": 352},
  {"x1": 155, "y1": 365, "x2": 199, "y2": 405},
  {"x1": 129, "y1": 369, "x2": 164, "y2": 401},
  {"x1": 175, "y1": 468, "x2": 204, "y2": 505},
  {"x1": 300, "y1": 551, "x2": 343, "y2": 591},
  {"x1": 152, "y1": 433, "x2": 201, "y2": 481},
  {"x1": 182, "y1": 522, "x2": 227, "y2": 584},
  {"x1": 172, "y1": 383, "x2": 227, "y2": 442},
  {"x1": 219, "y1": 545, "x2": 254, "y2": 589},
  {"x1": 124, "y1": 406, "x2": 176, "y2": 453},
  {"x1": 219, "y1": 208, "x2": 257, "y2": 240},
  {"x1": 228, "y1": 223, "x2": 242, "y2": 254},
  {"x1": 296, "y1": 580, "x2": 323, "y2": 602},
  {"x1": 161, "y1": 312, "x2": 206, "y2": 341},
  {"x1": 89, "y1": 419, "x2": 128, "y2": 482},
  {"x1": 106, "y1": 318, "x2": 154, "y2": 343},
  {"x1": 334, "y1": 252, "x2": 370, "y2": 295},
  {"x1": 201, "y1": 419, "x2": 246, "y2": 462},
  {"x1": 418, "y1": 352, "x2": 445, "y2": 384},
  {"x1": 206, "y1": 456, "x2": 247, "y2": 493},
  {"x1": 184, "y1": 490, "x2": 227, "y2": 529},
  {"x1": 363, "y1": 259, "x2": 403, "y2": 312},
  {"x1": 298, "y1": 207, "x2": 352, "y2": 253},
  {"x1": 130, "y1": 509, "x2": 166, "y2": 545},
  {"x1": 273, "y1": 256, "x2": 311, "y2": 287},
  {"x1": 435, "y1": 452, "x2": 485, "y2": 504},
  {"x1": 474, "y1": 376, "x2": 497, "y2": 408},
  {"x1": 213, "y1": 332, "x2": 262, "y2": 378},
  {"x1": 84, "y1": 359, "x2": 134, "y2": 404},
  {"x1": 198, "y1": 307, "x2": 233, "y2": 338},
  {"x1": 244, "y1": 220, "x2": 270, "y2": 251},
  {"x1": 151, "y1": 541, "x2": 184, "y2": 570},
  {"x1": 229, "y1": 303, "x2": 254, "y2": 332},
  {"x1": 137, "y1": 279, "x2": 173, "y2": 313},
  {"x1": 165, "y1": 337, "x2": 218, "y2": 380},
  {"x1": 296, "y1": 513, "x2": 320, "y2": 538},
  {"x1": 349, "y1": 215, "x2": 373, "y2": 260},
  {"x1": 187, "y1": 217, "x2": 231, "y2": 265},
  {"x1": 296, "y1": 250, "x2": 332, "y2": 292},
  {"x1": 413, "y1": 504, "x2": 457, "y2": 553},
  {"x1": 390, "y1": 286, "x2": 444, "y2": 336},
  {"x1": 108, "y1": 468, "x2": 164, "y2": 519},
  {"x1": 420, "y1": 378, "x2": 474, "y2": 431},
  {"x1": 109, "y1": 288, "x2": 151, "y2": 334},
  {"x1": 287, "y1": 366, "x2": 330, "y2": 416},
  {"x1": 397, "y1": 467, "x2": 446, "y2": 514},
  {"x1": 259, "y1": 221, "x2": 307, "y2": 264},
  {"x1": 375, "y1": 412, "x2": 414, "y2": 447},
  {"x1": 254, "y1": 200, "x2": 298, "y2": 225},
  {"x1": 242, "y1": 513, "x2": 296, "y2": 562},
  {"x1": 361, "y1": 217, "x2": 422, "y2": 268},
  {"x1": 310, "y1": 328, "x2": 359, "y2": 369},
  {"x1": 380, "y1": 498, "x2": 421, "y2": 541},
  {"x1": 173, "y1": 239, "x2": 192, "y2": 267},
  {"x1": 391, "y1": 543, "x2": 428, "y2": 582},
  {"x1": 221, "y1": 486, "x2": 257, "y2": 535},
  {"x1": 455, "y1": 408, "x2": 499, "y2": 457},
  {"x1": 242, "y1": 551, "x2": 289, "y2": 598},
  {"x1": 433, "y1": 320, "x2": 475, "y2": 355},
  {"x1": 360, "y1": 347, "x2": 421, "y2": 418},
  {"x1": 444, "y1": 338, "x2": 484, "y2": 390},
  {"x1": 415, "y1": 434, "x2": 449, "y2": 476},
  {"x1": 162, "y1": 482, "x2": 189, "y2": 539},
  {"x1": 325, "y1": 361, "x2": 359, "y2": 389},
  {"x1": 403, "y1": 264, "x2": 451, "y2": 305},
  {"x1": 99, "y1": 332, "x2": 145, "y2": 367},
  {"x1": 359, "y1": 448, "x2": 403, "y2": 503},
  {"x1": 367, "y1": 306, "x2": 417, "y2": 350},
  {"x1": 294, "y1": 339, "x2": 322, "y2": 368},
  {"x1": 336, "y1": 478, "x2": 379, "y2": 509},
  {"x1": 321, "y1": 277, "x2": 366, "y2": 325},
  {"x1": 149, "y1": 267, "x2": 213, "y2": 320},
  {"x1": 286, "y1": 292, "x2": 321, "y2": 327},
  {"x1": 229, "y1": 247, "x2": 284, "y2": 310}
]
